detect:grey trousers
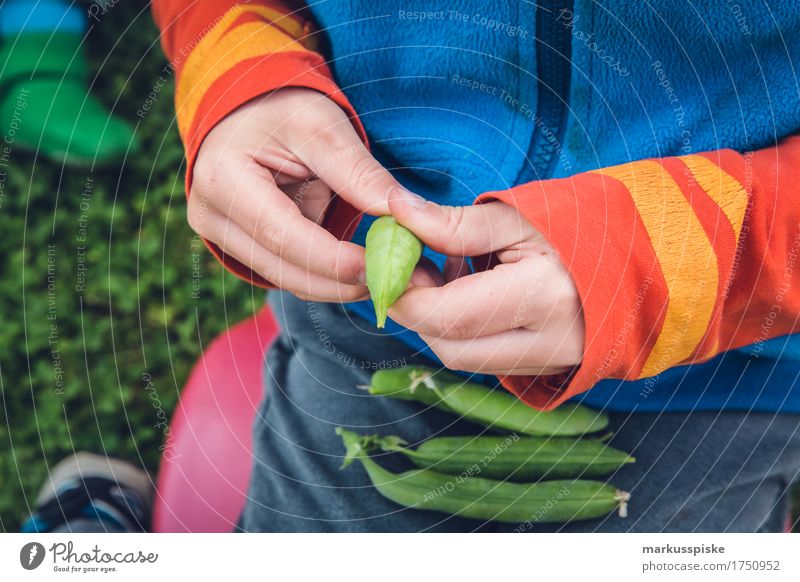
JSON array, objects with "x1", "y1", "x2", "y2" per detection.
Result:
[{"x1": 239, "y1": 292, "x2": 800, "y2": 532}]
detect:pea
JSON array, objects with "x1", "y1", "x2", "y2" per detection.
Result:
[
  {"x1": 376, "y1": 434, "x2": 635, "y2": 481},
  {"x1": 365, "y1": 216, "x2": 423, "y2": 328},
  {"x1": 367, "y1": 366, "x2": 609, "y2": 436},
  {"x1": 337, "y1": 428, "x2": 630, "y2": 524}
]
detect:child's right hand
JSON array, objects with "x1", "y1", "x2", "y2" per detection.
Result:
[{"x1": 189, "y1": 88, "x2": 402, "y2": 302}]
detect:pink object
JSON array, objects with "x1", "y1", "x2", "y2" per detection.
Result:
[
  {"x1": 151, "y1": 305, "x2": 797, "y2": 533},
  {"x1": 152, "y1": 307, "x2": 279, "y2": 532}
]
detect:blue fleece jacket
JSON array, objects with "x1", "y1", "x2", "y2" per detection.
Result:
[{"x1": 306, "y1": 0, "x2": 800, "y2": 412}]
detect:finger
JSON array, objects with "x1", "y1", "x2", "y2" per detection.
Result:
[
  {"x1": 388, "y1": 195, "x2": 536, "y2": 256},
  {"x1": 198, "y1": 211, "x2": 369, "y2": 302},
  {"x1": 280, "y1": 179, "x2": 333, "y2": 224},
  {"x1": 264, "y1": 159, "x2": 312, "y2": 184},
  {"x1": 420, "y1": 327, "x2": 584, "y2": 374},
  {"x1": 410, "y1": 256, "x2": 445, "y2": 288},
  {"x1": 292, "y1": 120, "x2": 396, "y2": 215},
  {"x1": 479, "y1": 368, "x2": 573, "y2": 376},
  {"x1": 390, "y1": 261, "x2": 578, "y2": 339},
  {"x1": 195, "y1": 156, "x2": 367, "y2": 285},
  {"x1": 444, "y1": 256, "x2": 470, "y2": 283}
]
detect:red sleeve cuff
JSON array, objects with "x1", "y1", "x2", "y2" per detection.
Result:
[
  {"x1": 475, "y1": 170, "x2": 669, "y2": 410},
  {"x1": 474, "y1": 137, "x2": 800, "y2": 411},
  {"x1": 184, "y1": 51, "x2": 367, "y2": 288}
]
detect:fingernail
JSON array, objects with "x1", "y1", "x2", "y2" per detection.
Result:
[
  {"x1": 395, "y1": 187, "x2": 428, "y2": 209},
  {"x1": 356, "y1": 268, "x2": 367, "y2": 286}
]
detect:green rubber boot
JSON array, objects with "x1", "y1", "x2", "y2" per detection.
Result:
[{"x1": 0, "y1": 33, "x2": 137, "y2": 167}]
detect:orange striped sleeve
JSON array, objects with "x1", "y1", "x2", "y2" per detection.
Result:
[
  {"x1": 476, "y1": 135, "x2": 800, "y2": 410},
  {"x1": 152, "y1": 0, "x2": 365, "y2": 288}
]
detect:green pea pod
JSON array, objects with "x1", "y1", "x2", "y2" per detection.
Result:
[
  {"x1": 376, "y1": 434, "x2": 635, "y2": 481},
  {"x1": 366, "y1": 366, "x2": 463, "y2": 406},
  {"x1": 365, "y1": 216, "x2": 423, "y2": 328},
  {"x1": 367, "y1": 366, "x2": 609, "y2": 436},
  {"x1": 336, "y1": 428, "x2": 630, "y2": 524}
]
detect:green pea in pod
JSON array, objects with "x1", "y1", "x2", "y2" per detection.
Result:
[
  {"x1": 365, "y1": 216, "x2": 423, "y2": 328},
  {"x1": 366, "y1": 366, "x2": 609, "y2": 437},
  {"x1": 336, "y1": 428, "x2": 630, "y2": 524},
  {"x1": 374, "y1": 433, "x2": 635, "y2": 481}
]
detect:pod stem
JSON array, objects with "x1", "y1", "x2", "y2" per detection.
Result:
[
  {"x1": 595, "y1": 431, "x2": 614, "y2": 443},
  {"x1": 411, "y1": 371, "x2": 464, "y2": 414},
  {"x1": 615, "y1": 490, "x2": 631, "y2": 518},
  {"x1": 374, "y1": 434, "x2": 409, "y2": 453},
  {"x1": 406, "y1": 369, "x2": 463, "y2": 414},
  {"x1": 408, "y1": 369, "x2": 438, "y2": 393},
  {"x1": 336, "y1": 427, "x2": 381, "y2": 468}
]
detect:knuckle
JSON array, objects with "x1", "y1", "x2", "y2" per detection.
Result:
[
  {"x1": 254, "y1": 213, "x2": 286, "y2": 252},
  {"x1": 568, "y1": 327, "x2": 586, "y2": 365},
  {"x1": 302, "y1": 114, "x2": 348, "y2": 154},
  {"x1": 435, "y1": 347, "x2": 456, "y2": 369},
  {"x1": 333, "y1": 255, "x2": 364, "y2": 286},
  {"x1": 532, "y1": 295, "x2": 558, "y2": 323},
  {"x1": 526, "y1": 284, "x2": 563, "y2": 323},
  {"x1": 191, "y1": 160, "x2": 212, "y2": 190},
  {"x1": 307, "y1": 107, "x2": 346, "y2": 137},
  {"x1": 561, "y1": 284, "x2": 581, "y2": 317},
  {"x1": 439, "y1": 350, "x2": 468, "y2": 372},
  {"x1": 445, "y1": 205, "x2": 466, "y2": 232},
  {"x1": 343, "y1": 152, "x2": 379, "y2": 192},
  {"x1": 255, "y1": 263, "x2": 279, "y2": 286},
  {"x1": 186, "y1": 197, "x2": 215, "y2": 238},
  {"x1": 543, "y1": 281, "x2": 580, "y2": 322},
  {"x1": 339, "y1": 284, "x2": 370, "y2": 303},
  {"x1": 439, "y1": 313, "x2": 473, "y2": 340},
  {"x1": 251, "y1": 253, "x2": 280, "y2": 285},
  {"x1": 426, "y1": 310, "x2": 455, "y2": 338},
  {"x1": 553, "y1": 334, "x2": 584, "y2": 368},
  {"x1": 192, "y1": 156, "x2": 225, "y2": 196},
  {"x1": 568, "y1": 345, "x2": 584, "y2": 366},
  {"x1": 186, "y1": 203, "x2": 206, "y2": 235},
  {"x1": 442, "y1": 206, "x2": 468, "y2": 251},
  {"x1": 318, "y1": 258, "x2": 338, "y2": 282}
]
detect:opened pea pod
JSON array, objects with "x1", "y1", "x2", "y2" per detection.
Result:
[{"x1": 365, "y1": 216, "x2": 423, "y2": 328}]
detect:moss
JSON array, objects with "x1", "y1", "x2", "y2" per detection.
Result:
[{"x1": 0, "y1": 3, "x2": 257, "y2": 530}]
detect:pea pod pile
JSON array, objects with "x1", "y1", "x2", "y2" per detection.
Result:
[
  {"x1": 341, "y1": 365, "x2": 635, "y2": 525},
  {"x1": 337, "y1": 428, "x2": 630, "y2": 524}
]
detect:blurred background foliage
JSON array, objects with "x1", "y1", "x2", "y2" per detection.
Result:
[{"x1": 0, "y1": 3, "x2": 259, "y2": 529}]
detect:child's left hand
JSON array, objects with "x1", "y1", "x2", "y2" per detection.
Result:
[{"x1": 386, "y1": 190, "x2": 585, "y2": 377}]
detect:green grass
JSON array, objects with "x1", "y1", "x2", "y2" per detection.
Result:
[{"x1": 0, "y1": 4, "x2": 258, "y2": 529}]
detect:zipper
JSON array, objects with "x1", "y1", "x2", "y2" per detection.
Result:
[{"x1": 528, "y1": 0, "x2": 573, "y2": 179}]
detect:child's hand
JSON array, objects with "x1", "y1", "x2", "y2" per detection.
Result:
[
  {"x1": 189, "y1": 88, "x2": 402, "y2": 302},
  {"x1": 387, "y1": 192, "x2": 585, "y2": 376}
]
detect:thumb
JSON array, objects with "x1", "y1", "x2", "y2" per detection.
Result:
[
  {"x1": 388, "y1": 189, "x2": 532, "y2": 256},
  {"x1": 297, "y1": 124, "x2": 398, "y2": 216}
]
